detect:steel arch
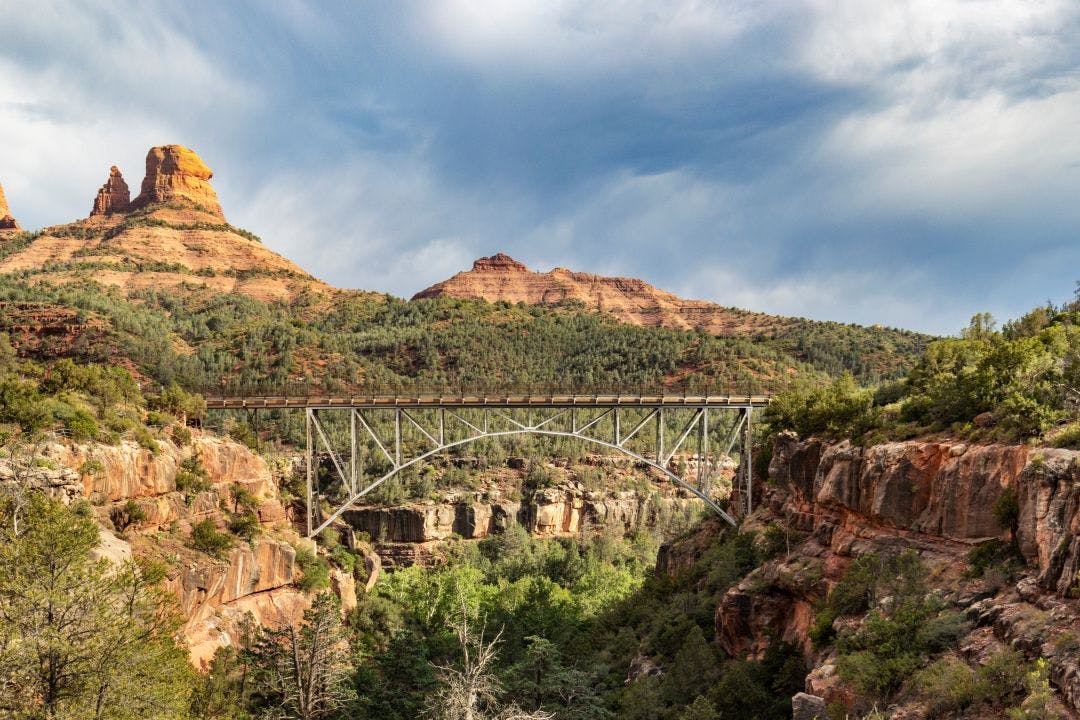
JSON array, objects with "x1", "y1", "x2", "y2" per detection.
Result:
[{"x1": 303, "y1": 404, "x2": 754, "y2": 539}]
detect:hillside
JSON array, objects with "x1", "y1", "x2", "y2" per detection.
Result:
[
  {"x1": 0, "y1": 145, "x2": 331, "y2": 303},
  {"x1": 414, "y1": 252, "x2": 788, "y2": 336},
  {"x1": 416, "y1": 253, "x2": 933, "y2": 381}
]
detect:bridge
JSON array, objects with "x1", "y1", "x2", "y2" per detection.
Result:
[{"x1": 205, "y1": 392, "x2": 771, "y2": 538}]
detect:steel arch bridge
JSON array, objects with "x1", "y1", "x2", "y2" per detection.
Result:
[{"x1": 205, "y1": 392, "x2": 770, "y2": 538}]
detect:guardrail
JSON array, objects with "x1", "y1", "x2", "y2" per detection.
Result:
[{"x1": 203, "y1": 393, "x2": 772, "y2": 410}]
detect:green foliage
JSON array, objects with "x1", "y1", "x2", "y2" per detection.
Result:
[
  {"x1": 171, "y1": 424, "x2": 193, "y2": 446},
  {"x1": 132, "y1": 424, "x2": 160, "y2": 453},
  {"x1": 0, "y1": 491, "x2": 194, "y2": 718},
  {"x1": 832, "y1": 552, "x2": 968, "y2": 702},
  {"x1": 995, "y1": 486, "x2": 1021, "y2": 535},
  {"x1": 191, "y1": 519, "x2": 234, "y2": 558},
  {"x1": 176, "y1": 452, "x2": 212, "y2": 493},
  {"x1": 764, "y1": 372, "x2": 876, "y2": 439},
  {"x1": 111, "y1": 498, "x2": 147, "y2": 533},
  {"x1": 295, "y1": 545, "x2": 332, "y2": 592}
]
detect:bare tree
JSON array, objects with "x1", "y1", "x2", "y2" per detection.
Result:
[
  {"x1": 428, "y1": 604, "x2": 554, "y2": 720},
  {"x1": 0, "y1": 429, "x2": 49, "y2": 539},
  {"x1": 248, "y1": 593, "x2": 356, "y2": 720}
]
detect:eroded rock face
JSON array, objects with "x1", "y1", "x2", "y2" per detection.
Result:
[
  {"x1": 343, "y1": 486, "x2": 699, "y2": 566},
  {"x1": 90, "y1": 166, "x2": 131, "y2": 216},
  {"x1": 131, "y1": 144, "x2": 225, "y2": 219},
  {"x1": 413, "y1": 254, "x2": 788, "y2": 336},
  {"x1": 767, "y1": 436, "x2": 1080, "y2": 596},
  {"x1": 0, "y1": 181, "x2": 21, "y2": 230}
]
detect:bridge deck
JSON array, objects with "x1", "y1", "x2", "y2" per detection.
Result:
[{"x1": 204, "y1": 393, "x2": 771, "y2": 410}]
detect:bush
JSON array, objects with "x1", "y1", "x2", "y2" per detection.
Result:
[
  {"x1": 191, "y1": 519, "x2": 233, "y2": 558},
  {"x1": 226, "y1": 512, "x2": 260, "y2": 541},
  {"x1": 171, "y1": 425, "x2": 192, "y2": 446},
  {"x1": 131, "y1": 425, "x2": 160, "y2": 454},
  {"x1": 295, "y1": 546, "x2": 330, "y2": 592},
  {"x1": 994, "y1": 487, "x2": 1020, "y2": 536},
  {"x1": 176, "y1": 453, "x2": 212, "y2": 494},
  {"x1": 110, "y1": 499, "x2": 147, "y2": 533}
]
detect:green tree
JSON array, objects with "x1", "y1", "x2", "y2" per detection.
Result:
[{"x1": 0, "y1": 491, "x2": 194, "y2": 719}]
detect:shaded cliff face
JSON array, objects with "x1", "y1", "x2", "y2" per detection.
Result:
[{"x1": 413, "y1": 253, "x2": 788, "y2": 336}]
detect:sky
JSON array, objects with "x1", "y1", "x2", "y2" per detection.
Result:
[{"x1": 2, "y1": 1, "x2": 1080, "y2": 335}]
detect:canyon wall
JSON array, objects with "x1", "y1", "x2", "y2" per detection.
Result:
[{"x1": 695, "y1": 434, "x2": 1080, "y2": 714}]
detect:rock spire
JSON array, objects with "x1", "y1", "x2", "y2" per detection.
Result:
[
  {"x1": 90, "y1": 166, "x2": 131, "y2": 216},
  {"x1": 130, "y1": 144, "x2": 225, "y2": 219},
  {"x1": 0, "y1": 181, "x2": 21, "y2": 230}
]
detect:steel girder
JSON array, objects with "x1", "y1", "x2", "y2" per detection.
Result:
[{"x1": 302, "y1": 404, "x2": 754, "y2": 538}]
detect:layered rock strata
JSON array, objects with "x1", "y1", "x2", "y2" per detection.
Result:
[
  {"x1": 90, "y1": 165, "x2": 131, "y2": 215},
  {"x1": 131, "y1": 144, "x2": 225, "y2": 218},
  {"x1": 344, "y1": 485, "x2": 700, "y2": 567},
  {"x1": 695, "y1": 435, "x2": 1080, "y2": 713},
  {"x1": 1, "y1": 431, "x2": 304, "y2": 667},
  {"x1": 0, "y1": 181, "x2": 21, "y2": 230},
  {"x1": 413, "y1": 254, "x2": 786, "y2": 336}
]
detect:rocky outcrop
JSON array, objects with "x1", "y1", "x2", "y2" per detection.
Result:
[
  {"x1": 168, "y1": 537, "x2": 296, "y2": 616},
  {"x1": 90, "y1": 166, "x2": 131, "y2": 216},
  {"x1": 767, "y1": 436, "x2": 1080, "y2": 596},
  {"x1": 413, "y1": 254, "x2": 787, "y2": 336},
  {"x1": 343, "y1": 485, "x2": 699, "y2": 565},
  {"x1": 0, "y1": 181, "x2": 21, "y2": 230},
  {"x1": 131, "y1": 144, "x2": 225, "y2": 219}
]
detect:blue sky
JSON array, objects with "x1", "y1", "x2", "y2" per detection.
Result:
[{"x1": 2, "y1": 1, "x2": 1080, "y2": 334}]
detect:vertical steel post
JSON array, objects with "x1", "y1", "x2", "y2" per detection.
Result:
[
  {"x1": 394, "y1": 409, "x2": 402, "y2": 466},
  {"x1": 656, "y1": 409, "x2": 664, "y2": 464},
  {"x1": 350, "y1": 409, "x2": 357, "y2": 495},
  {"x1": 439, "y1": 409, "x2": 445, "y2": 445},
  {"x1": 744, "y1": 406, "x2": 753, "y2": 516},
  {"x1": 614, "y1": 408, "x2": 621, "y2": 445},
  {"x1": 306, "y1": 408, "x2": 314, "y2": 537},
  {"x1": 700, "y1": 408, "x2": 709, "y2": 492}
]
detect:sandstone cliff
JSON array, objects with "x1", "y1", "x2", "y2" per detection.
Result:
[
  {"x1": 694, "y1": 435, "x2": 1080, "y2": 714},
  {"x1": 1, "y1": 430, "x2": 309, "y2": 668},
  {"x1": 414, "y1": 254, "x2": 786, "y2": 336},
  {"x1": 344, "y1": 483, "x2": 700, "y2": 567},
  {"x1": 131, "y1": 144, "x2": 224, "y2": 219},
  {"x1": 0, "y1": 180, "x2": 21, "y2": 230},
  {"x1": 0, "y1": 144, "x2": 333, "y2": 303},
  {"x1": 90, "y1": 165, "x2": 131, "y2": 216}
]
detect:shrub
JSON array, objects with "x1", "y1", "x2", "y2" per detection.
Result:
[
  {"x1": 191, "y1": 519, "x2": 233, "y2": 558},
  {"x1": 994, "y1": 487, "x2": 1020, "y2": 536},
  {"x1": 171, "y1": 425, "x2": 192, "y2": 446},
  {"x1": 176, "y1": 453, "x2": 212, "y2": 494},
  {"x1": 226, "y1": 512, "x2": 260, "y2": 541},
  {"x1": 110, "y1": 499, "x2": 147, "y2": 533},
  {"x1": 294, "y1": 546, "x2": 330, "y2": 592},
  {"x1": 131, "y1": 425, "x2": 160, "y2": 454}
]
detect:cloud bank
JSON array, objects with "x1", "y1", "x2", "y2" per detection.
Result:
[{"x1": 2, "y1": 0, "x2": 1079, "y2": 334}]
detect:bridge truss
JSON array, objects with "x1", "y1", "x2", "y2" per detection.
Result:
[{"x1": 205, "y1": 394, "x2": 769, "y2": 538}]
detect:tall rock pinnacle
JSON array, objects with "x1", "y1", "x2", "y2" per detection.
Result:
[
  {"x1": 0, "y1": 181, "x2": 22, "y2": 230},
  {"x1": 130, "y1": 145, "x2": 225, "y2": 219},
  {"x1": 90, "y1": 166, "x2": 131, "y2": 216}
]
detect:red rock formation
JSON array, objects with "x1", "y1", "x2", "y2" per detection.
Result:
[
  {"x1": 90, "y1": 166, "x2": 131, "y2": 216},
  {"x1": 413, "y1": 254, "x2": 787, "y2": 336},
  {"x1": 130, "y1": 144, "x2": 225, "y2": 219},
  {"x1": 0, "y1": 181, "x2": 22, "y2": 230}
]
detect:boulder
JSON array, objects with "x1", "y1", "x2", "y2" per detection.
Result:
[
  {"x1": 90, "y1": 166, "x2": 131, "y2": 216},
  {"x1": 130, "y1": 144, "x2": 225, "y2": 218},
  {"x1": 791, "y1": 693, "x2": 827, "y2": 720}
]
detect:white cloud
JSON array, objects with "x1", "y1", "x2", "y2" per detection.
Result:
[{"x1": 413, "y1": 0, "x2": 777, "y2": 82}]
